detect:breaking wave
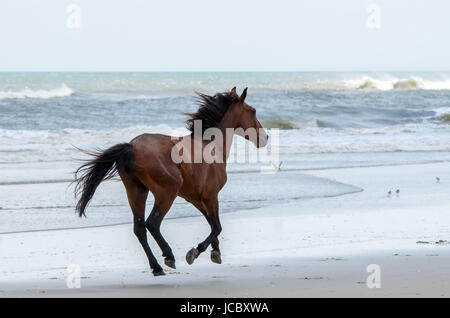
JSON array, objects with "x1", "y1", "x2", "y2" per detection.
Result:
[
  {"x1": 341, "y1": 76, "x2": 450, "y2": 91},
  {"x1": 0, "y1": 83, "x2": 73, "y2": 100},
  {"x1": 437, "y1": 114, "x2": 450, "y2": 123},
  {"x1": 432, "y1": 107, "x2": 450, "y2": 124},
  {"x1": 262, "y1": 119, "x2": 324, "y2": 129}
]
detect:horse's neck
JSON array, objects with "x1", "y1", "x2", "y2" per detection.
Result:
[
  {"x1": 217, "y1": 112, "x2": 238, "y2": 162},
  {"x1": 197, "y1": 129, "x2": 234, "y2": 164},
  {"x1": 182, "y1": 112, "x2": 237, "y2": 164}
]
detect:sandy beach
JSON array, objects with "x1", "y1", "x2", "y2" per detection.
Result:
[{"x1": 1, "y1": 161, "x2": 449, "y2": 297}]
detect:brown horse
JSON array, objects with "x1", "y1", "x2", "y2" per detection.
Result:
[{"x1": 74, "y1": 87, "x2": 268, "y2": 276}]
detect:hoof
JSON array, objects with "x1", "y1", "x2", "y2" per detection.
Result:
[
  {"x1": 164, "y1": 258, "x2": 176, "y2": 269},
  {"x1": 211, "y1": 250, "x2": 222, "y2": 264},
  {"x1": 186, "y1": 247, "x2": 199, "y2": 265},
  {"x1": 152, "y1": 269, "x2": 166, "y2": 276}
]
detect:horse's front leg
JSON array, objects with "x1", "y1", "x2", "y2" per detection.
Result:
[{"x1": 186, "y1": 197, "x2": 222, "y2": 265}]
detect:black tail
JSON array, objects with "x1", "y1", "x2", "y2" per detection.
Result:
[{"x1": 74, "y1": 143, "x2": 135, "y2": 217}]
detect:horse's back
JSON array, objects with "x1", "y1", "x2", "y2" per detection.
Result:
[{"x1": 128, "y1": 133, "x2": 183, "y2": 194}]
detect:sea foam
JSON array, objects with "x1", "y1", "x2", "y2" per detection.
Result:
[
  {"x1": 2, "y1": 123, "x2": 450, "y2": 164},
  {"x1": 0, "y1": 83, "x2": 73, "y2": 99},
  {"x1": 341, "y1": 76, "x2": 450, "y2": 91}
]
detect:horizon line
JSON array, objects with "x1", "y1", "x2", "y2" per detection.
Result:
[{"x1": 0, "y1": 70, "x2": 449, "y2": 73}]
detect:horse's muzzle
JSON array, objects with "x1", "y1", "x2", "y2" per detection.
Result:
[{"x1": 257, "y1": 134, "x2": 268, "y2": 148}]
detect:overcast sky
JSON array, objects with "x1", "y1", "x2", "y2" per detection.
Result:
[{"x1": 0, "y1": 0, "x2": 449, "y2": 72}]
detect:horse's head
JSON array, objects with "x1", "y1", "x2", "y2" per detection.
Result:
[{"x1": 230, "y1": 87, "x2": 268, "y2": 148}]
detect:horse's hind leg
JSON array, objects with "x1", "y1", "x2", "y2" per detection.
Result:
[
  {"x1": 146, "y1": 195, "x2": 177, "y2": 269},
  {"x1": 186, "y1": 197, "x2": 222, "y2": 265},
  {"x1": 122, "y1": 176, "x2": 165, "y2": 276}
]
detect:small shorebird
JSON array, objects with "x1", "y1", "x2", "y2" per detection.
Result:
[
  {"x1": 396, "y1": 189, "x2": 400, "y2": 196},
  {"x1": 388, "y1": 190, "x2": 392, "y2": 197},
  {"x1": 436, "y1": 177, "x2": 440, "y2": 183},
  {"x1": 271, "y1": 161, "x2": 283, "y2": 172}
]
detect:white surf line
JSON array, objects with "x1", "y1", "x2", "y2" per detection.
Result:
[
  {"x1": 0, "y1": 203, "x2": 126, "y2": 211},
  {"x1": 0, "y1": 187, "x2": 362, "y2": 213},
  {"x1": 2, "y1": 159, "x2": 444, "y2": 186},
  {"x1": 0, "y1": 197, "x2": 293, "y2": 211},
  {"x1": 0, "y1": 179, "x2": 74, "y2": 186},
  {"x1": 0, "y1": 159, "x2": 74, "y2": 165},
  {"x1": 293, "y1": 158, "x2": 450, "y2": 172},
  {"x1": 0, "y1": 222, "x2": 133, "y2": 235}
]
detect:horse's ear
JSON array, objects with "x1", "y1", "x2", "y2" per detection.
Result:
[
  {"x1": 231, "y1": 87, "x2": 237, "y2": 95},
  {"x1": 240, "y1": 87, "x2": 248, "y2": 102}
]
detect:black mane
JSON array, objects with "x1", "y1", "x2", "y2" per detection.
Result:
[{"x1": 185, "y1": 91, "x2": 239, "y2": 134}]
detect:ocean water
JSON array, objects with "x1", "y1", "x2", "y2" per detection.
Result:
[
  {"x1": 1, "y1": 72, "x2": 450, "y2": 232},
  {"x1": 1, "y1": 72, "x2": 450, "y2": 163}
]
